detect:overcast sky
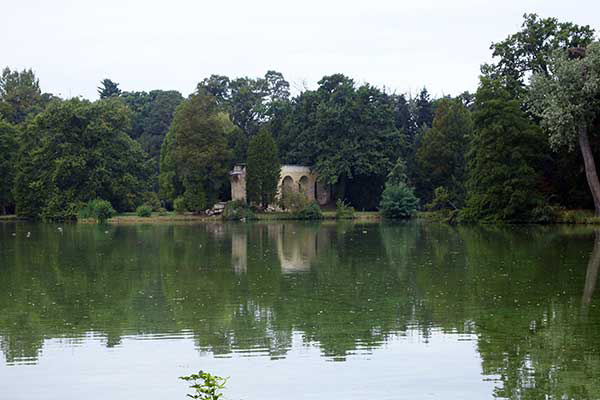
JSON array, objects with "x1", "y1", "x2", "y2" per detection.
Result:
[{"x1": 2, "y1": 0, "x2": 598, "y2": 100}]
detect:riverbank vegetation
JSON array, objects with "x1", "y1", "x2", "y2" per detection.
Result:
[{"x1": 1, "y1": 13, "x2": 600, "y2": 223}]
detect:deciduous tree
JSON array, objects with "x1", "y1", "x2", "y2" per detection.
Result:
[
  {"x1": 159, "y1": 91, "x2": 232, "y2": 209},
  {"x1": 482, "y1": 13, "x2": 595, "y2": 96},
  {"x1": 529, "y1": 42, "x2": 600, "y2": 215},
  {"x1": 284, "y1": 74, "x2": 405, "y2": 209},
  {"x1": 14, "y1": 98, "x2": 150, "y2": 219}
]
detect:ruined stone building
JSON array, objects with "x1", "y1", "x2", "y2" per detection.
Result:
[{"x1": 229, "y1": 165, "x2": 331, "y2": 206}]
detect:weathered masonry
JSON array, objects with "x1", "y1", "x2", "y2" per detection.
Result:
[{"x1": 229, "y1": 165, "x2": 331, "y2": 205}]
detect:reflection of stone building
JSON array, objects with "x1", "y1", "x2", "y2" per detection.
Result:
[
  {"x1": 230, "y1": 224, "x2": 333, "y2": 274},
  {"x1": 231, "y1": 228, "x2": 247, "y2": 274},
  {"x1": 229, "y1": 165, "x2": 331, "y2": 206}
]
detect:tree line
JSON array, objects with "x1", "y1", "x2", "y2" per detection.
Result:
[{"x1": 1, "y1": 13, "x2": 600, "y2": 221}]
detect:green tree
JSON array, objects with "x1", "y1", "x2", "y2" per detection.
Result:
[
  {"x1": 97, "y1": 79, "x2": 121, "y2": 99},
  {"x1": 379, "y1": 183, "x2": 419, "y2": 219},
  {"x1": 197, "y1": 70, "x2": 291, "y2": 149},
  {"x1": 0, "y1": 67, "x2": 43, "y2": 124},
  {"x1": 462, "y1": 78, "x2": 544, "y2": 222},
  {"x1": 246, "y1": 128, "x2": 280, "y2": 208},
  {"x1": 159, "y1": 91, "x2": 232, "y2": 209},
  {"x1": 284, "y1": 74, "x2": 405, "y2": 209},
  {"x1": 0, "y1": 120, "x2": 18, "y2": 214},
  {"x1": 13, "y1": 98, "x2": 150, "y2": 219},
  {"x1": 413, "y1": 87, "x2": 434, "y2": 129},
  {"x1": 120, "y1": 90, "x2": 184, "y2": 191},
  {"x1": 529, "y1": 42, "x2": 600, "y2": 215},
  {"x1": 415, "y1": 98, "x2": 473, "y2": 205},
  {"x1": 387, "y1": 157, "x2": 409, "y2": 186},
  {"x1": 482, "y1": 13, "x2": 595, "y2": 97}
]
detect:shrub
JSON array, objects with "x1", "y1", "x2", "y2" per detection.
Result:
[
  {"x1": 379, "y1": 183, "x2": 419, "y2": 219},
  {"x1": 136, "y1": 204, "x2": 152, "y2": 217},
  {"x1": 174, "y1": 197, "x2": 186, "y2": 214},
  {"x1": 223, "y1": 200, "x2": 256, "y2": 221},
  {"x1": 180, "y1": 370, "x2": 227, "y2": 400},
  {"x1": 295, "y1": 201, "x2": 323, "y2": 220},
  {"x1": 279, "y1": 191, "x2": 308, "y2": 212},
  {"x1": 158, "y1": 207, "x2": 168, "y2": 216},
  {"x1": 184, "y1": 185, "x2": 207, "y2": 213},
  {"x1": 335, "y1": 199, "x2": 355, "y2": 219},
  {"x1": 80, "y1": 199, "x2": 115, "y2": 223},
  {"x1": 79, "y1": 202, "x2": 94, "y2": 219},
  {"x1": 141, "y1": 191, "x2": 161, "y2": 211},
  {"x1": 426, "y1": 187, "x2": 453, "y2": 211}
]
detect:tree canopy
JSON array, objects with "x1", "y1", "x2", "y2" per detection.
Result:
[
  {"x1": 14, "y1": 98, "x2": 150, "y2": 219},
  {"x1": 0, "y1": 119, "x2": 18, "y2": 214},
  {"x1": 482, "y1": 13, "x2": 595, "y2": 96},
  {"x1": 529, "y1": 41, "x2": 600, "y2": 214},
  {"x1": 415, "y1": 98, "x2": 472, "y2": 205},
  {"x1": 281, "y1": 74, "x2": 405, "y2": 209},
  {"x1": 159, "y1": 91, "x2": 233, "y2": 210},
  {"x1": 462, "y1": 78, "x2": 544, "y2": 221},
  {"x1": 0, "y1": 67, "x2": 45, "y2": 124}
]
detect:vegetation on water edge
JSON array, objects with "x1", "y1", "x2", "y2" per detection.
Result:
[
  {"x1": 135, "y1": 204, "x2": 152, "y2": 217},
  {"x1": 222, "y1": 200, "x2": 257, "y2": 221},
  {"x1": 79, "y1": 199, "x2": 115, "y2": 224},
  {"x1": 335, "y1": 199, "x2": 356, "y2": 219}
]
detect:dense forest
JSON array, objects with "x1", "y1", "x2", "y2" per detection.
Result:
[{"x1": 1, "y1": 13, "x2": 600, "y2": 222}]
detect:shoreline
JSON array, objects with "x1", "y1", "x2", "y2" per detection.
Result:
[{"x1": 3, "y1": 209, "x2": 600, "y2": 225}]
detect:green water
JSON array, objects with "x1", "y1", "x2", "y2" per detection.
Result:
[{"x1": 1, "y1": 221, "x2": 599, "y2": 399}]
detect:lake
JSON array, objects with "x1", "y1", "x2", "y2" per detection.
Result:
[{"x1": 1, "y1": 221, "x2": 599, "y2": 399}]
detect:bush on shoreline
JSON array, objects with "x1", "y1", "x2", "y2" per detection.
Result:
[
  {"x1": 223, "y1": 200, "x2": 257, "y2": 221},
  {"x1": 79, "y1": 199, "x2": 115, "y2": 223},
  {"x1": 136, "y1": 204, "x2": 152, "y2": 217},
  {"x1": 335, "y1": 199, "x2": 355, "y2": 219}
]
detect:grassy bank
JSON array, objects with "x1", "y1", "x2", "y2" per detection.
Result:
[
  {"x1": 256, "y1": 210, "x2": 380, "y2": 221},
  {"x1": 79, "y1": 212, "x2": 219, "y2": 224},
  {"x1": 418, "y1": 208, "x2": 600, "y2": 224},
  {"x1": 76, "y1": 210, "x2": 382, "y2": 224}
]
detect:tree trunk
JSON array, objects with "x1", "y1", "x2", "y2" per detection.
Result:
[{"x1": 578, "y1": 125, "x2": 600, "y2": 216}]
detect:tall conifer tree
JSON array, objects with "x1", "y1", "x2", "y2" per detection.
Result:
[
  {"x1": 462, "y1": 78, "x2": 544, "y2": 221},
  {"x1": 246, "y1": 128, "x2": 280, "y2": 208}
]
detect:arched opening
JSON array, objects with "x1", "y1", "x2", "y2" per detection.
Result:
[
  {"x1": 298, "y1": 176, "x2": 309, "y2": 196},
  {"x1": 315, "y1": 181, "x2": 330, "y2": 205},
  {"x1": 282, "y1": 176, "x2": 295, "y2": 195}
]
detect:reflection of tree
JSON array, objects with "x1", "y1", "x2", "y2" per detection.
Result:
[
  {"x1": 460, "y1": 225, "x2": 600, "y2": 399},
  {"x1": 1, "y1": 222, "x2": 600, "y2": 398},
  {"x1": 582, "y1": 230, "x2": 600, "y2": 310}
]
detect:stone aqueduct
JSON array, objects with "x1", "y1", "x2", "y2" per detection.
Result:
[{"x1": 230, "y1": 165, "x2": 331, "y2": 206}]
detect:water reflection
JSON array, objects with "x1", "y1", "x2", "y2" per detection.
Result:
[
  {"x1": 0, "y1": 221, "x2": 599, "y2": 399},
  {"x1": 582, "y1": 230, "x2": 600, "y2": 311}
]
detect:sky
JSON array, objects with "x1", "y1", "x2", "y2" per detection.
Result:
[{"x1": 2, "y1": 0, "x2": 599, "y2": 100}]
